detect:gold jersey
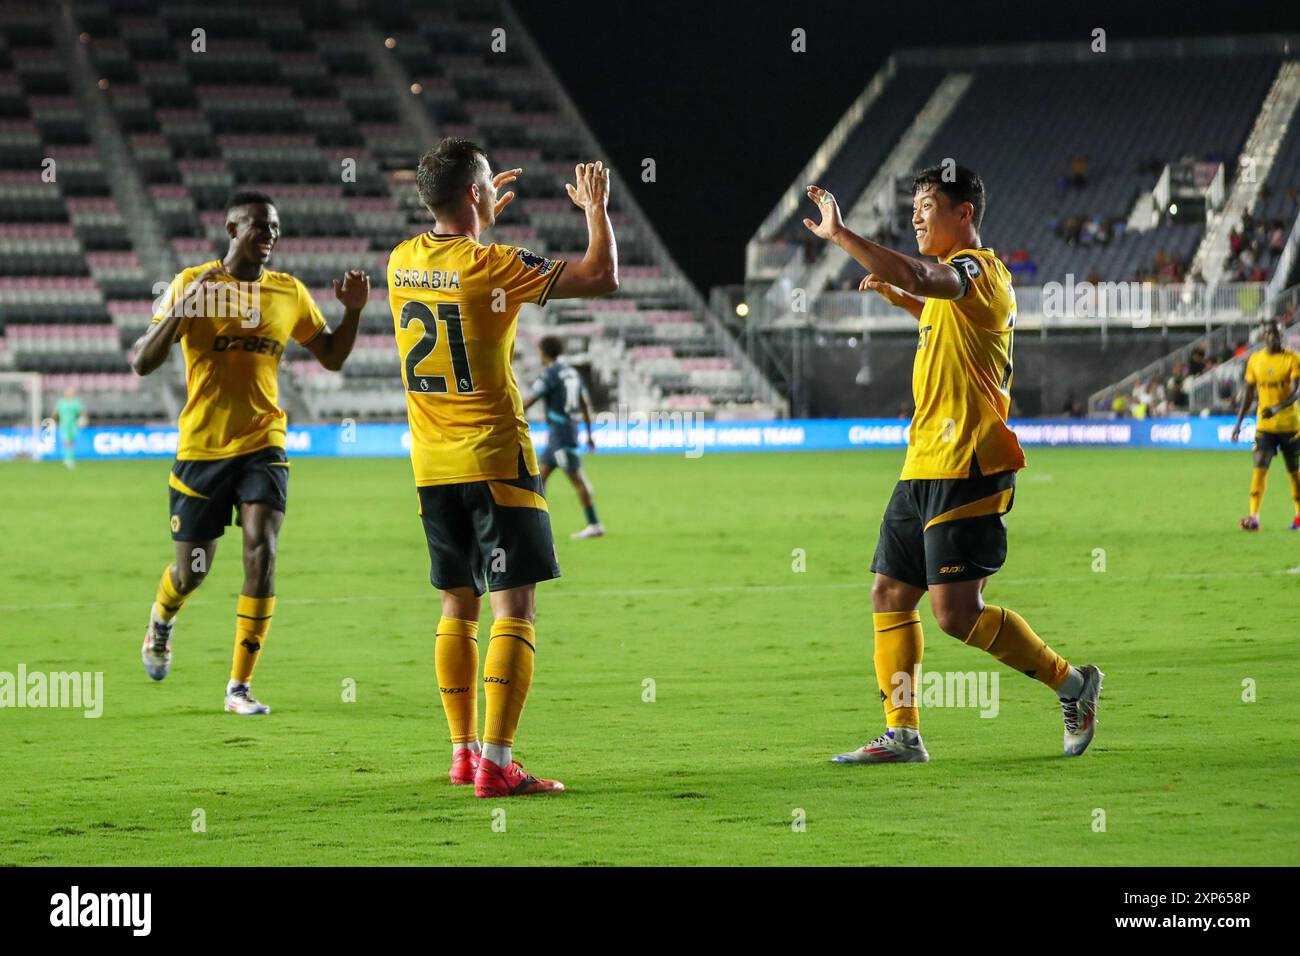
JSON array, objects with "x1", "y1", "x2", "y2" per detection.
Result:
[
  {"x1": 902, "y1": 247, "x2": 1026, "y2": 480},
  {"x1": 1246, "y1": 347, "x2": 1300, "y2": 434},
  {"x1": 387, "y1": 232, "x2": 566, "y2": 486},
  {"x1": 151, "y1": 261, "x2": 326, "y2": 460}
]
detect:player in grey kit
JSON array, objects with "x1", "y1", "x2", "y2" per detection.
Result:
[{"x1": 524, "y1": 335, "x2": 604, "y2": 539}]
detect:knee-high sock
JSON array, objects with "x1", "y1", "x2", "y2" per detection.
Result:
[
  {"x1": 231, "y1": 594, "x2": 274, "y2": 684},
  {"x1": 873, "y1": 610, "x2": 924, "y2": 730},
  {"x1": 1250, "y1": 467, "x2": 1268, "y2": 515},
  {"x1": 482, "y1": 617, "x2": 535, "y2": 747},
  {"x1": 435, "y1": 617, "x2": 480, "y2": 744},
  {"x1": 154, "y1": 565, "x2": 189, "y2": 622},
  {"x1": 1288, "y1": 469, "x2": 1300, "y2": 516},
  {"x1": 965, "y1": 605, "x2": 1070, "y2": 689}
]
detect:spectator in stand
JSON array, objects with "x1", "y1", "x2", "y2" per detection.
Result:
[
  {"x1": 1068, "y1": 154, "x2": 1088, "y2": 188},
  {"x1": 1233, "y1": 339, "x2": 1249, "y2": 359},
  {"x1": 1188, "y1": 346, "x2": 1207, "y2": 376},
  {"x1": 1165, "y1": 365, "x2": 1190, "y2": 412},
  {"x1": 1004, "y1": 248, "x2": 1038, "y2": 284},
  {"x1": 1080, "y1": 216, "x2": 1100, "y2": 247}
]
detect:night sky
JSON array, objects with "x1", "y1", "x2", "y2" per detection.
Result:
[{"x1": 517, "y1": 0, "x2": 1300, "y2": 291}]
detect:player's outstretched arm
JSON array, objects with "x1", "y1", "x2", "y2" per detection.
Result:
[
  {"x1": 549, "y1": 161, "x2": 619, "y2": 300},
  {"x1": 131, "y1": 265, "x2": 225, "y2": 375},
  {"x1": 304, "y1": 270, "x2": 369, "y2": 371},
  {"x1": 859, "y1": 273, "x2": 925, "y2": 320},
  {"x1": 803, "y1": 185, "x2": 964, "y2": 300}
]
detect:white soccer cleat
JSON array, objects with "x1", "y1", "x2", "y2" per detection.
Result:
[
  {"x1": 141, "y1": 607, "x2": 174, "y2": 681},
  {"x1": 832, "y1": 730, "x2": 930, "y2": 764},
  {"x1": 224, "y1": 681, "x2": 271, "y2": 715},
  {"x1": 1061, "y1": 664, "x2": 1104, "y2": 756},
  {"x1": 570, "y1": 523, "x2": 605, "y2": 539}
]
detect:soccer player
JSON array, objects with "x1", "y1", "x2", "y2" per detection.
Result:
[
  {"x1": 1231, "y1": 318, "x2": 1300, "y2": 530},
  {"x1": 54, "y1": 386, "x2": 86, "y2": 469},
  {"x1": 388, "y1": 138, "x2": 618, "y2": 797},
  {"x1": 801, "y1": 165, "x2": 1103, "y2": 763},
  {"x1": 523, "y1": 335, "x2": 604, "y2": 539},
  {"x1": 131, "y1": 190, "x2": 369, "y2": 715}
]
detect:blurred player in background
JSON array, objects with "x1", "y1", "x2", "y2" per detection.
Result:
[
  {"x1": 131, "y1": 191, "x2": 368, "y2": 715},
  {"x1": 390, "y1": 138, "x2": 618, "y2": 798},
  {"x1": 1231, "y1": 318, "x2": 1300, "y2": 530},
  {"x1": 802, "y1": 164, "x2": 1103, "y2": 764},
  {"x1": 55, "y1": 386, "x2": 86, "y2": 469},
  {"x1": 524, "y1": 335, "x2": 604, "y2": 539}
]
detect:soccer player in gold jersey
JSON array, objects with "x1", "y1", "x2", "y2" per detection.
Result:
[
  {"x1": 802, "y1": 164, "x2": 1103, "y2": 762},
  {"x1": 132, "y1": 191, "x2": 369, "y2": 714},
  {"x1": 388, "y1": 138, "x2": 618, "y2": 797},
  {"x1": 1231, "y1": 318, "x2": 1300, "y2": 530}
]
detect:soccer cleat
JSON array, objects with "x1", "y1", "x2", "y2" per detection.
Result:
[
  {"x1": 224, "y1": 681, "x2": 270, "y2": 715},
  {"x1": 831, "y1": 729, "x2": 930, "y2": 764},
  {"x1": 473, "y1": 755, "x2": 565, "y2": 797},
  {"x1": 1061, "y1": 664, "x2": 1104, "y2": 756},
  {"x1": 570, "y1": 523, "x2": 605, "y2": 539},
  {"x1": 449, "y1": 748, "x2": 480, "y2": 785},
  {"x1": 1240, "y1": 515, "x2": 1260, "y2": 531},
  {"x1": 1291, "y1": 516, "x2": 1300, "y2": 531},
  {"x1": 141, "y1": 608, "x2": 174, "y2": 681}
]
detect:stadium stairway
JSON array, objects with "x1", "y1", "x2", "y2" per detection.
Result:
[{"x1": 1191, "y1": 61, "x2": 1300, "y2": 290}]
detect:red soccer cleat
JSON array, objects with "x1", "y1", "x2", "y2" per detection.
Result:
[
  {"x1": 1240, "y1": 516, "x2": 1260, "y2": 531},
  {"x1": 449, "y1": 747, "x2": 480, "y2": 785},
  {"x1": 474, "y1": 756, "x2": 565, "y2": 798},
  {"x1": 1292, "y1": 516, "x2": 1300, "y2": 531}
]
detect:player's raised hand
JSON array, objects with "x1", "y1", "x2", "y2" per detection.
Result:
[
  {"x1": 493, "y1": 167, "x2": 523, "y2": 217},
  {"x1": 181, "y1": 265, "x2": 231, "y2": 316},
  {"x1": 334, "y1": 270, "x2": 370, "y2": 310},
  {"x1": 565, "y1": 161, "x2": 610, "y2": 212},
  {"x1": 803, "y1": 184, "x2": 844, "y2": 240},
  {"x1": 186, "y1": 264, "x2": 228, "y2": 296}
]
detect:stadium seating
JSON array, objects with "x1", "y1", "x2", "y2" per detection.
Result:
[
  {"x1": 819, "y1": 58, "x2": 1281, "y2": 288},
  {"x1": 0, "y1": 2, "x2": 167, "y2": 423},
  {"x1": 9, "y1": 0, "x2": 774, "y2": 427}
]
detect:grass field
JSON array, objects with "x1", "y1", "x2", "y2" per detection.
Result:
[{"x1": 1, "y1": 448, "x2": 1297, "y2": 866}]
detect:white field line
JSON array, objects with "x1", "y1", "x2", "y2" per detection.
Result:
[{"x1": 0, "y1": 567, "x2": 1296, "y2": 613}]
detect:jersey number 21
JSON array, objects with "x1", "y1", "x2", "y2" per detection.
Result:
[{"x1": 399, "y1": 301, "x2": 475, "y2": 394}]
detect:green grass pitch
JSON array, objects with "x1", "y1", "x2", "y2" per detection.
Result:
[{"x1": 1, "y1": 448, "x2": 1297, "y2": 866}]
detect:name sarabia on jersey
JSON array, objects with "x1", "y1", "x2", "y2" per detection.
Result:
[{"x1": 390, "y1": 268, "x2": 461, "y2": 290}]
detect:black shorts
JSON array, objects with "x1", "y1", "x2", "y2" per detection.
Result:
[
  {"x1": 1255, "y1": 428, "x2": 1300, "y2": 464},
  {"x1": 417, "y1": 460, "x2": 561, "y2": 596},
  {"x1": 539, "y1": 442, "x2": 582, "y2": 474},
  {"x1": 870, "y1": 460, "x2": 1017, "y2": 590},
  {"x1": 168, "y1": 446, "x2": 289, "y2": 542}
]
